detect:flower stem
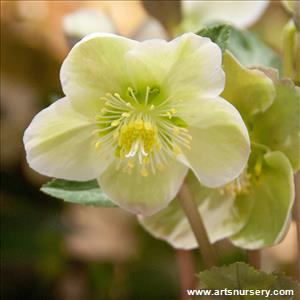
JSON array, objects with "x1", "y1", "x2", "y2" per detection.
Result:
[
  {"x1": 178, "y1": 181, "x2": 218, "y2": 268},
  {"x1": 247, "y1": 250, "x2": 261, "y2": 269},
  {"x1": 176, "y1": 250, "x2": 197, "y2": 300}
]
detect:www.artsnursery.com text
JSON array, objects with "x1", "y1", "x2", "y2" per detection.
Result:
[{"x1": 186, "y1": 288, "x2": 294, "y2": 298}]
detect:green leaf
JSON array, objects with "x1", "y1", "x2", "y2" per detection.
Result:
[
  {"x1": 227, "y1": 26, "x2": 282, "y2": 70},
  {"x1": 41, "y1": 179, "x2": 116, "y2": 207},
  {"x1": 200, "y1": 262, "x2": 274, "y2": 291},
  {"x1": 222, "y1": 51, "x2": 275, "y2": 120},
  {"x1": 197, "y1": 24, "x2": 231, "y2": 52},
  {"x1": 250, "y1": 80, "x2": 300, "y2": 171},
  {"x1": 199, "y1": 262, "x2": 300, "y2": 299},
  {"x1": 197, "y1": 25, "x2": 281, "y2": 69},
  {"x1": 272, "y1": 272, "x2": 300, "y2": 297},
  {"x1": 230, "y1": 150, "x2": 294, "y2": 249}
]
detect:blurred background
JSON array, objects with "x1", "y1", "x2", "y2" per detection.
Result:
[{"x1": 1, "y1": 1, "x2": 297, "y2": 299}]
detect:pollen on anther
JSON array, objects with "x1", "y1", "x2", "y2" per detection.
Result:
[
  {"x1": 172, "y1": 127, "x2": 180, "y2": 136},
  {"x1": 122, "y1": 112, "x2": 130, "y2": 118},
  {"x1": 134, "y1": 119, "x2": 144, "y2": 130},
  {"x1": 173, "y1": 145, "x2": 182, "y2": 156},
  {"x1": 111, "y1": 120, "x2": 120, "y2": 127},
  {"x1": 95, "y1": 141, "x2": 101, "y2": 150}
]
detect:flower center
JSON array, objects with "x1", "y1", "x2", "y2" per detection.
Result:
[
  {"x1": 118, "y1": 119, "x2": 158, "y2": 157},
  {"x1": 93, "y1": 86, "x2": 192, "y2": 176}
]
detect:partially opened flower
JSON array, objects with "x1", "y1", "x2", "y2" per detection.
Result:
[
  {"x1": 179, "y1": 0, "x2": 269, "y2": 33},
  {"x1": 139, "y1": 52, "x2": 298, "y2": 248},
  {"x1": 140, "y1": 147, "x2": 294, "y2": 249},
  {"x1": 24, "y1": 33, "x2": 250, "y2": 216}
]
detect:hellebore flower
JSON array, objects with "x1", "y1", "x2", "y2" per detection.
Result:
[
  {"x1": 140, "y1": 148, "x2": 294, "y2": 249},
  {"x1": 179, "y1": 0, "x2": 269, "y2": 33},
  {"x1": 139, "y1": 52, "x2": 298, "y2": 248},
  {"x1": 24, "y1": 33, "x2": 250, "y2": 216}
]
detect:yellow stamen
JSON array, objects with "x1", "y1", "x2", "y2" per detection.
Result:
[
  {"x1": 95, "y1": 141, "x2": 101, "y2": 150},
  {"x1": 173, "y1": 145, "x2": 182, "y2": 156},
  {"x1": 134, "y1": 119, "x2": 144, "y2": 130},
  {"x1": 172, "y1": 127, "x2": 180, "y2": 136},
  {"x1": 254, "y1": 160, "x2": 262, "y2": 177},
  {"x1": 111, "y1": 120, "x2": 120, "y2": 127},
  {"x1": 122, "y1": 112, "x2": 130, "y2": 118}
]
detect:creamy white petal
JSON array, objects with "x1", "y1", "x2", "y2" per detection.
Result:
[
  {"x1": 24, "y1": 98, "x2": 112, "y2": 180},
  {"x1": 60, "y1": 33, "x2": 137, "y2": 117},
  {"x1": 125, "y1": 33, "x2": 225, "y2": 100}
]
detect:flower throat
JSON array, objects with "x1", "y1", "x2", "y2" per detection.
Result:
[{"x1": 93, "y1": 86, "x2": 192, "y2": 176}]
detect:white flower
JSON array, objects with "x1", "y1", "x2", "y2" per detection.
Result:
[{"x1": 24, "y1": 33, "x2": 250, "y2": 215}]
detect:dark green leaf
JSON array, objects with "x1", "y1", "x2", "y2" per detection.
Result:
[
  {"x1": 227, "y1": 26, "x2": 282, "y2": 70},
  {"x1": 197, "y1": 24, "x2": 231, "y2": 52},
  {"x1": 41, "y1": 179, "x2": 116, "y2": 207}
]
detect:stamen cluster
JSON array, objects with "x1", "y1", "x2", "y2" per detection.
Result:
[
  {"x1": 93, "y1": 86, "x2": 192, "y2": 176},
  {"x1": 219, "y1": 170, "x2": 252, "y2": 196}
]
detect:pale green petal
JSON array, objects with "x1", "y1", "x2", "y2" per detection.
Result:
[
  {"x1": 24, "y1": 98, "x2": 111, "y2": 180},
  {"x1": 60, "y1": 33, "x2": 137, "y2": 116},
  {"x1": 188, "y1": 172, "x2": 254, "y2": 244},
  {"x1": 139, "y1": 171, "x2": 253, "y2": 249},
  {"x1": 98, "y1": 160, "x2": 188, "y2": 216},
  {"x1": 125, "y1": 33, "x2": 225, "y2": 100},
  {"x1": 181, "y1": 0, "x2": 269, "y2": 32},
  {"x1": 250, "y1": 82, "x2": 300, "y2": 171},
  {"x1": 181, "y1": 97, "x2": 250, "y2": 187},
  {"x1": 230, "y1": 151, "x2": 294, "y2": 249},
  {"x1": 222, "y1": 51, "x2": 275, "y2": 120}
]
